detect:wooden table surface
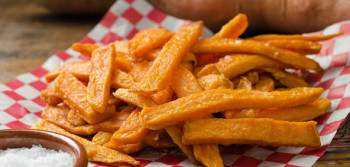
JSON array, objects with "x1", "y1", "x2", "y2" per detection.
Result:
[{"x1": 1, "y1": 0, "x2": 349, "y2": 166}]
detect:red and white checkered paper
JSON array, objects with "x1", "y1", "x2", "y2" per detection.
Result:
[{"x1": 1, "y1": 0, "x2": 350, "y2": 166}]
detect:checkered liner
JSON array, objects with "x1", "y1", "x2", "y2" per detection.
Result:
[{"x1": 1, "y1": 0, "x2": 350, "y2": 166}]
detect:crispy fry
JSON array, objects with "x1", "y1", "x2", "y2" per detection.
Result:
[
  {"x1": 134, "y1": 21, "x2": 203, "y2": 92},
  {"x1": 150, "y1": 86, "x2": 174, "y2": 105},
  {"x1": 92, "y1": 131, "x2": 113, "y2": 145},
  {"x1": 215, "y1": 54, "x2": 285, "y2": 79},
  {"x1": 181, "y1": 52, "x2": 197, "y2": 71},
  {"x1": 249, "y1": 32, "x2": 343, "y2": 41},
  {"x1": 72, "y1": 43, "x2": 100, "y2": 57},
  {"x1": 165, "y1": 125, "x2": 198, "y2": 165},
  {"x1": 236, "y1": 76, "x2": 252, "y2": 90},
  {"x1": 197, "y1": 74, "x2": 233, "y2": 90},
  {"x1": 114, "y1": 52, "x2": 135, "y2": 72},
  {"x1": 96, "y1": 107, "x2": 134, "y2": 133},
  {"x1": 111, "y1": 69, "x2": 136, "y2": 89},
  {"x1": 129, "y1": 28, "x2": 174, "y2": 58},
  {"x1": 113, "y1": 41, "x2": 130, "y2": 54},
  {"x1": 140, "y1": 88, "x2": 323, "y2": 130},
  {"x1": 213, "y1": 13, "x2": 248, "y2": 39},
  {"x1": 105, "y1": 142, "x2": 148, "y2": 154},
  {"x1": 254, "y1": 75, "x2": 275, "y2": 92},
  {"x1": 171, "y1": 65, "x2": 203, "y2": 98},
  {"x1": 54, "y1": 71, "x2": 115, "y2": 124},
  {"x1": 143, "y1": 130, "x2": 176, "y2": 148},
  {"x1": 193, "y1": 39, "x2": 323, "y2": 72},
  {"x1": 245, "y1": 71, "x2": 259, "y2": 85},
  {"x1": 261, "y1": 67, "x2": 309, "y2": 88},
  {"x1": 114, "y1": 88, "x2": 157, "y2": 108},
  {"x1": 40, "y1": 86, "x2": 62, "y2": 105},
  {"x1": 222, "y1": 109, "x2": 258, "y2": 119},
  {"x1": 88, "y1": 44, "x2": 116, "y2": 113},
  {"x1": 264, "y1": 39, "x2": 322, "y2": 54},
  {"x1": 195, "y1": 63, "x2": 221, "y2": 78},
  {"x1": 67, "y1": 109, "x2": 87, "y2": 126},
  {"x1": 193, "y1": 144, "x2": 223, "y2": 167},
  {"x1": 45, "y1": 61, "x2": 90, "y2": 83},
  {"x1": 42, "y1": 105, "x2": 98, "y2": 135},
  {"x1": 32, "y1": 120, "x2": 140, "y2": 166},
  {"x1": 128, "y1": 60, "x2": 152, "y2": 82},
  {"x1": 107, "y1": 108, "x2": 149, "y2": 146},
  {"x1": 182, "y1": 118, "x2": 321, "y2": 148}
]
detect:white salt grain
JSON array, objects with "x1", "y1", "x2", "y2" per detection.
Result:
[{"x1": 0, "y1": 145, "x2": 74, "y2": 167}]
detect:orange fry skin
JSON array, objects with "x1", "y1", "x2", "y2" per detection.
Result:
[
  {"x1": 129, "y1": 28, "x2": 174, "y2": 58},
  {"x1": 92, "y1": 131, "x2": 113, "y2": 146},
  {"x1": 254, "y1": 75, "x2": 275, "y2": 92},
  {"x1": 150, "y1": 86, "x2": 175, "y2": 105},
  {"x1": 40, "y1": 86, "x2": 62, "y2": 105},
  {"x1": 114, "y1": 88, "x2": 157, "y2": 108},
  {"x1": 171, "y1": 65, "x2": 203, "y2": 98},
  {"x1": 264, "y1": 39, "x2": 322, "y2": 54},
  {"x1": 67, "y1": 109, "x2": 87, "y2": 126},
  {"x1": 54, "y1": 71, "x2": 115, "y2": 124},
  {"x1": 105, "y1": 142, "x2": 148, "y2": 154},
  {"x1": 134, "y1": 21, "x2": 203, "y2": 92},
  {"x1": 213, "y1": 13, "x2": 248, "y2": 39},
  {"x1": 32, "y1": 120, "x2": 140, "y2": 166},
  {"x1": 96, "y1": 107, "x2": 134, "y2": 133},
  {"x1": 88, "y1": 44, "x2": 116, "y2": 113},
  {"x1": 193, "y1": 39, "x2": 323, "y2": 72},
  {"x1": 261, "y1": 67, "x2": 309, "y2": 88},
  {"x1": 193, "y1": 144, "x2": 223, "y2": 167},
  {"x1": 111, "y1": 69, "x2": 136, "y2": 89},
  {"x1": 197, "y1": 74, "x2": 233, "y2": 90},
  {"x1": 249, "y1": 32, "x2": 343, "y2": 41},
  {"x1": 195, "y1": 63, "x2": 221, "y2": 78},
  {"x1": 182, "y1": 118, "x2": 321, "y2": 148},
  {"x1": 107, "y1": 108, "x2": 149, "y2": 146},
  {"x1": 140, "y1": 87, "x2": 323, "y2": 130},
  {"x1": 128, "y1": 60, "x2": 152, "y2": 82},
  {"x1": 72, "y1": 43, "x2": 100, "y2": 57},
  {"x1": 45, "y1": 61, "x2": 90, "y2": 83}
]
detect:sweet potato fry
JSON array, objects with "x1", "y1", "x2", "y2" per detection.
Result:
[
  {"x1": 236, "y1": 77, "x2": 253, "y2": 90},
  {"x1": 140, "y1": 87, "x2": 323, "y2": 129},
  {"x1": 222, "y1": 109, "x2": 258, "y2": 119},
  {"x1": 264, "y1": 39, "x2": 322, "y2": 54},
  {"x1": 114, "y1": 88, "x2": 157, "y2": 108},
  {"x1": 193, "y1": 39, "x2": 323, "y2": 72},
  {"x1": 128, "y1": 60, "x2": 152, "y2": 82},
  {"x1": 215, "y1": 54, "x2": 285, "y2": 79},
  {"x1": 193, "y1": 144, "x2": 223, "y2": 167},
  {"x1": 45, "y1": 61, "x2": 90, "y2": 83},
  {"x1": 72, "y1": 43, "x2": 100, "y2": 57},
  {"x1": 67, "y1": 109, "x2": 87, "y2": 126},
  {"x1": 150, "y1": 86, "x2": 174, "y2": 105},
  {"x1": 255, "y1": 97, "x2": 330, "y2": 121},
  {"x1": 92, "y1": 131, "x2": 113, "y2": 145},
  {"x1": 181, "y1": 52, "x2": 197, "y2": 71},
  {"x1": 261, "y1": 67, "x2": 309, "y2": 88},
  {"x1": 40, "y1": 86, "x2": 62, "y2": 105},
  {"x1": 195, "y1": 63, "x2": 221, "y2": 78},
  {"x1": 197, "y1": 74, "x2": 233, "y2": 90},
  {"x1": 249, "y1": 32, "x2": 343, "y2": 41},
  {"x1": 107, "y1": 108, "x2": 149, "y2": 146},
  {"x1": 144, "y1": 49, "x2": 160, "y2": 61},
  {"x1": 111, "y1": 69, "x2": 136, "y2": 89},
  {"x1": 213, "y1": 13, "x2": 248, "y2": 39},
  {"x1": 143, "y1": 130, "x2": 176, "y2": 148},
  {"x1": 171, "y1": 65, "x2": 203, "y2": 98},
  {"x1": 88, "y1": 44, "x2": 116, "y2": 113},
  {"x1": 54, "y1": 71, "x2": 115, "y2": 124},
  {"x1": 129, "y1": 28, "x2": 174, "y2": 58},
  {"x1": 165, "y1": 125, "x2": 198, "y2": 165},
  {"x1": 254, "y1": 75, "x2": 275, "y2": 92},
  {"x1": 134, "y1": 21, "x2": 203, "y2": 92},
  {"x1": 105, "y1": 142, "x2": 147, "y2": 154},
  {"x1": 113, "y1": 41, "x2": 130, "y2": 54},
  {"x1": 114, "y1": 52, "x2": 135, "y2": 72},
  {"x1": 182, "y1": 118, "x2": 321, "y2": 148},
  {"x1": 245, "y1": 71, "x2": 259, "y2": 85},
  {"x1": 96, "y1": 107, "x2": 134, "y2": 133},
  {"x1": 42, "y1": 105, "x2": 98, "y2": 135},
  {"x1": 32, "y1": 120, "x2": 140, "y2": 166}
]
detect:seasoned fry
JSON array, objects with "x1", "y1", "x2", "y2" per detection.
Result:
[
  {"x1": 171, "y1": 65, "x2": 203, "y2": 98},
  {"x1": 88, "y1": 44, "x2": 116, "y2": 113},
  {"x1": 54, "y1": 71, "x2": 115, "y2": 124},
  {"x1": 45, "y1": 61, "x2": 90, "y2": 83},
  {"x1": 105, "y1": 142, "x2": 147, "y2": 154},
  {"x1": 114, "y1": 88, "x2": 157, "y2": 108},
  {"x1": 42, "y1": 105, "x2": 98, "y2": 135},
  {"x1": 128, "y1": 60, "x2": 152, "y2": 82},
  {"x1": 96, "y1": 107, "x2": 134, "y2": 133},
  {"x1": 193, "y1": 39, "x2": 323, "y2": 72},
  {"x1": 134, "y1": 21, "x2": 203, "y2": 92},
  {"x1": 67, "y1": 109, "x2": 87, "y2": 126},
  {"x1": 195, "y1": 63, "x2": 221, "y2": 78},
  {"x1": 182, "y1": 118, "x2": 321, "y2": 148},
  {"x1": 249, "y1": 32, "x2": 343, "y2": 41},
  {"x1": 222, "y1": 109, "x2": 258, "y2": 119},
  {"x1": 114, "y1": 52, "x2": 135, "y2": 72},
  {"x1": 92, "y1": 131, "x2": 113, "y2": 145},
  {"x1": 197, "y1": 74, "x2": 233, "y2": 90},
  {"x1": 72, "y1": 43, "x2": 100, "y2": 57},
  {"x1": 213, "y1": 13, "x2": 247, "y2": 39},
  {"x1": 32, "y1": 120, "x2": 140, "y2": 166},
  {"x1": 107, "y1": 108, "x2": 149, "y2": 146},
  {"x1": 181, "y1": 52, "x2": 197, "y2": 71},
  {"x1": 245, "y1": 71, "x2": 259, "y2": 85},
  {"x1": 165, "y1": 125, "x2": 198, "y2": 165},
  {"x1": 236, "y1": 77, "x2": 252, "y2": 90},
  {"x1": 140, "y1": 88, "x2": 323, "y2": 129},
  {"x1": 129, "y1": 28, "x2": 174, "y2": 58},
  {"x1": 193, "y1": 144, "x2": 223, "y2": 167},
  {"x1": 215, "y1": 54, "x2": 285, "y2": 79},
  {"x1": 111, "y1": 69, "x2": 136, "y2": 89},
  {"x1": 261, "y1": 67, "x2": 309, "y2": 88},
  {"x1": 264, "y1": 39, "x2": 322, "y2": 54},
  {"x1": 40, "y1": 86, "x2": 62, "y2": 105},
  {"x1": 254, "y1": 75, "x2": 275, "y2": 92},
  {"x1": 150, "y1": 86, "x2": 174, "y2": 105}
]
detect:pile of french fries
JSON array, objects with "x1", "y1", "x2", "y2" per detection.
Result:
[{"x1": 32, "y1": 14, "x2": 341, "y2": 166}]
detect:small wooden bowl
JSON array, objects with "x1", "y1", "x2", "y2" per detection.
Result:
[{"x1": 0, "y1": 129, "x2": 87, "y2": 167}]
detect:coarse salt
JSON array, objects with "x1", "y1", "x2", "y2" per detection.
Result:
[{"x1": 0, "y1": 145, "x2": 74, "y2": 167}]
